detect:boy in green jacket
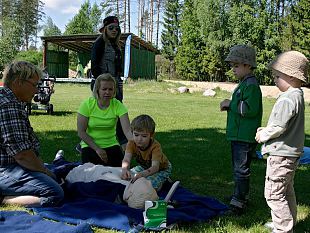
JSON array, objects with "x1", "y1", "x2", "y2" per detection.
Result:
[{"x1": 220, "y1": 45, "x2": 263, "y2": 215}]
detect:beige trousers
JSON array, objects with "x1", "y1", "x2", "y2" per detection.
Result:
[{"x1": 265, "y1": 156, "x2": 299, "y2": 233}]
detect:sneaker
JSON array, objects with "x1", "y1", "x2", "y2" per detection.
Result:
[
  {"x1": 224, "y1": 204, "x2": 245, "y2": 216},
  {"x1": 264, "y1": 222, "x2": 274, "y2": 231},
  {"x1": 54, "y1": 150, "x2": 64, "y2": 161},
  {"x1": 225, "y1": 195, "x2": 249, "y2": 205}
]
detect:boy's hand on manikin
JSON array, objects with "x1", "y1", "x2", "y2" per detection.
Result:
[
  {"x1": 121, "y1": 169, "x2": 132, "y2": 180},
  {"x1": 220, "y1": 99, "x2": 231, "y2": 111},
  {"x1": 131, "y1": 173, "x2": 143, "y2": 183}
]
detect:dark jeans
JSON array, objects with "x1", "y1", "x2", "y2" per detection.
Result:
[
  {"x1": 90, "y1": 78, "x2": 127, "y2": 146},
  {"x1": 230, "y1": 141, "x2": 257, "y2": 209},
  {"x1": 0, "y1": 164, "x2": 64, "y2": 207},
  {"x1": 81, "y1": 145, "x2": 124, "y2": 167}
]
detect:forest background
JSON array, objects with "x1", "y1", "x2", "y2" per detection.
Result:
[{"x1": 0, "y1": 0, "x2": 309, "y2": 85}]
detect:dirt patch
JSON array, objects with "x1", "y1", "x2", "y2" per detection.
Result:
[{"x1": 165, "y1": 80, "x2": 310, "y2": 102}]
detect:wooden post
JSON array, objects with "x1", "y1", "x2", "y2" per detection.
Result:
[{"x1": 43, "y1": 40, "x2": 48, "y2": 68}]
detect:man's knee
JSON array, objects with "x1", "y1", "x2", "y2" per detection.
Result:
[{"x1": 41, "y1": 185, "x2": 64, "y2": 207}]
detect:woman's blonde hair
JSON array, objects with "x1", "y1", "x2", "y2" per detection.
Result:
[
  {"x1": 93, "y1": 73, "x2": 116, "y2": 99},
  {"x1": 3, "y1": 61, "x2": 42, "y2": 87}
]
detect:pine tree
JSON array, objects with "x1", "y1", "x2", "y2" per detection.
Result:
[
  {"x1": 43, "y1": 16, "x2": 61, "y2": 36},
  {"x1": 16, "y1": 0, "x2": 44, "y2": 50},
  {"x1": 196, "y1": 0, "x2": 229, "y2": 81},
  {"x1": 42, "y1": 16, "x2": 61, "y2": 51},
  {"x1": 175, "y1": 0, "x2": 204, "y2": 80},
  {"x1": 64, "y1": 1, "x2": 93, "y2": 35},
  {"x1": 0, "y1": 0, "x2": 22, "y2": 69},
  {"x1": 290, "y1": 0, "x2": 310, "y2": 57},
  {"x1": 100, "y1": 0, "x2": 125, "y2": 29},
  {"x1": 0, "y1": 18, "x2": 22, "y2": 70},
  {"x1": 90, "y1": 2, "x2": 103, "y2": 33},
  {"x1": 161, "y1": 0, "x2": 181, "y2": 78}
]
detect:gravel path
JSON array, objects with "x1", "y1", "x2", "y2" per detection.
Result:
[{"x1": 165, "y1": 80, "x2": 310, "y2": 102}]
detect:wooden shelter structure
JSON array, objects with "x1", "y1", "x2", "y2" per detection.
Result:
[{"x1": 41, "y1": 33, "x2": 159, "y2": 79}]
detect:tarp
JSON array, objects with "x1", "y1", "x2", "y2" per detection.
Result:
[{"x1": 0, "y1": 210, "x2": 93, "y2": 233}]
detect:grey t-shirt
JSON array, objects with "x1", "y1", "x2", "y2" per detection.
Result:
[{"x1": 261, "y1": 87, "x2": 305, "y2": 157}]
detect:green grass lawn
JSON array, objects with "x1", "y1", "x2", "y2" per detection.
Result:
[{"x1": 1, "y1": 80, "x2": 310, "y2": 233}]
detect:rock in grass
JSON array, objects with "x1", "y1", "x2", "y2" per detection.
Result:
[
  {"x1": 203, "y1": 89, "x2": 216, "y2": 97},
  {"x1": 177, "y1": 86, "x2": 189, "y2": 93}
]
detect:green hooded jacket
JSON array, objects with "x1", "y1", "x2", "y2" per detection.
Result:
[{"x1": 226, "y1": 76, "x2": 263, "y2": 143}]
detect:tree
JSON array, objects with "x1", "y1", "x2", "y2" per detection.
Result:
[
  {"x1": 255, "y1": 0, "x2": 282, "y2": 84},
  {"x1": 100, "y1": 0, "x2": 124, "y2": 29},
  {"x1": 196, "y1": 0, "x2": 230, "y2": 81},
  {"x1": 171, "y1": 0, "x2": 309, "y2": 83},
  {"x1": 64, "y1": 1, "x2": 93, "y2": 35},
  {"x1": 290, "y1": 0, "x2": 310, "y2": 58},
  {"x1": 42, "y1": 16, "x2": 62, "y2": 51},
  {"x1": 43, "y1": 16, "x2": 61, "y2": 36},
  {"x1": 90, "y1": 2, "x2": 102, "y2": 33},
  {"x1": 16, "y1": 0, "x2": 45, "y2": 50},
  {"x1": 1, "y1": 0, "x2": 44, "y2": 50},
  {"x1": 0, "y1": 18, "x2": 22, "y2": 71},
  {"x1": 0, "y1": 1, "x2": 23, "y2": 70},
  {"x1": 175, "y1": 0, "x2": 205, "y2": 81},
  {"x1": 154, "y1": 0, "x2": 164, "y2": 48},
  {"x1": 161, "y1": 0, "x2": 182, "y2": 78},
  {"x1": 15, "y1": 49, "x2": 43, "y2": 67}
]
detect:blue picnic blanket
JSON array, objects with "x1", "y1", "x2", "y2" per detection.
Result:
[
  {"x1": 256, "y1": 146, "x2": 310, "y2": 165},
  {"x1": 300, "y1": 147, "x2": 310, "y2": 164},
  {"x1": 32, "y1": 179, "x2": 227, "y2": 232},
  {"x1": 0, "y1": 210, "x2": 93, "y2": 233},
  {"x1": 31, "y1": 160, "x2": 227, "y2": 232}
]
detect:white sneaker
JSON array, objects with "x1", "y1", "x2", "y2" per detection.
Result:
[
  {"x1": 54, "y1": 150, "x2": 64, "y2": 161},
  {"x1": 264, "y1": 222, "x2": 274, "y2": 231}
]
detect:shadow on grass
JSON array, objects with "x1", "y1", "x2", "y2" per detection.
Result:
[
  {"x1": 36, "y1": 130, "x2": 81, "y2": 163},
  {"x1": 35, "y1": 128, "x2": 310, "y2": 232},
  {"x1": 30, "y1": 110, "x2": 74, "y2": 117}
]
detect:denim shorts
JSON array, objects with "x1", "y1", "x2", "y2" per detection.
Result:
[
  {"x1": 0, "y1": 164, "x2": 64, "y2": 206},
  {"x1": 131, "y1": 162, "x2": 172, "y2": 190}
]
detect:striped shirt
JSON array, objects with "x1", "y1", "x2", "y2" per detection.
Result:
[{"x1": 0, "y1": 87, "x2": 40, "y2": 166}]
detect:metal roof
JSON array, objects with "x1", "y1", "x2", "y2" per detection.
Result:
[{"x1": 40, "y1": 33, "x2": 159, "y2": 53}]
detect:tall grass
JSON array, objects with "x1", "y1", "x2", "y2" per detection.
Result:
[{"x1": 1, "y1": 81, "x2": 310, "y2": 233}]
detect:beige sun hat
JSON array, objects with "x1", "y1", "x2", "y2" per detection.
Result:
[
  {"x1": 225, "y1": 44, "x2": 257, "y2": 68},
  {"x1": 123, "y1": 177, "x2": 158, "y2": 209},
  {"x1": 269, "y1": 51, "x2": 309, "y2": 83}
]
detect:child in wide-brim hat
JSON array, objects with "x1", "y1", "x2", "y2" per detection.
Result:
[{"x1": 256, "y1": 50, "x2": 309, "y2": 233}]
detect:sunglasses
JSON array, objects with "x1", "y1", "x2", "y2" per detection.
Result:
[{"x1": 107, "y1": 25, "x2": 120, "y2": 31}]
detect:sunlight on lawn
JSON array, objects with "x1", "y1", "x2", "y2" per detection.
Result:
[{"x1": 1, "y1": 81, "x2": 309, "y2": 233}]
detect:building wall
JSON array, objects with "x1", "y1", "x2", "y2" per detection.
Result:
[
  {"x1": 130, "y1": 47, "x2": 156, "y2": 79},
  {"x1": 46, "y1": 41, "x2": 156, "y2": 79},
  {"x1": 47, "y1": 50, "x2": 69, "y2": 78}
]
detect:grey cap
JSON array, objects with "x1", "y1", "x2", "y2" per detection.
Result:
[{"x1": 225, "y1": 45, "x2": 257, "y2": 68}]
